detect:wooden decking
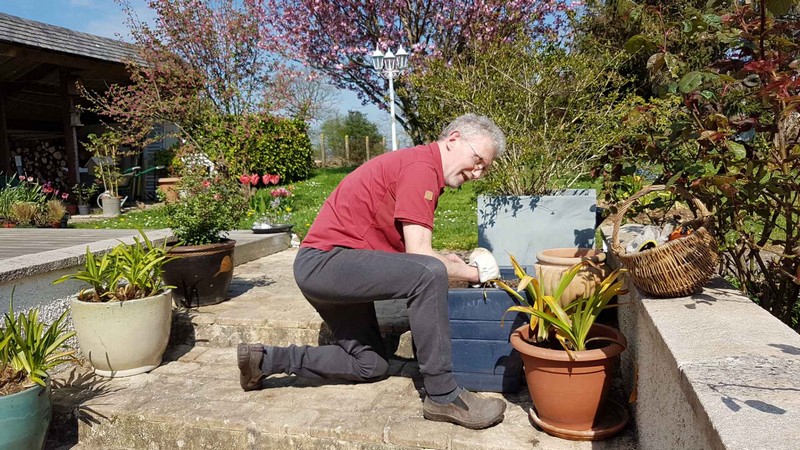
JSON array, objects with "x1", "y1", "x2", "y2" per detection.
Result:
[{"x1": 0, "y1": 229, "x2": 155, "y2": 260}]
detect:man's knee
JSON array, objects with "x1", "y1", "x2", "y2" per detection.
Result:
[
  {"x1": 416, "y1": 257, "x2": 448, "y2": 288},
  {"x1": 356, "y1": 351, "x2": 389, "y2": 380}
]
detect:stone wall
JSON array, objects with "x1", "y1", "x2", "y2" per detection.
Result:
[{"x1": 605, "y1": 225, "x2": 800, "y2": 450}]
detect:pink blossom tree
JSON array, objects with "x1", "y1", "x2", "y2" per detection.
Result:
[{"x1": 259, "y1": 0, "x2": 579, "y2": 143}]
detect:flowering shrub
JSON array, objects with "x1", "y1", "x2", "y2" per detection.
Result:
[{"x1": 161, "y1": 167, "x2": 248, "y2": 245}]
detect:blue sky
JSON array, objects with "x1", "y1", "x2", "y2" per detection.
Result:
[{"x1": 0, "y1": 0, "x2": 399, "y2": 141}]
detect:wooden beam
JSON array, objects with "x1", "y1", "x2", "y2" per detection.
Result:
[
  {"x1": 0, "y1": 86, "x2": 10, "y2": 174},
  {"x1": 2, "y1": 63, "x2": 59, "y2": 96},
  {"x1": 60, "y1": 71, "x2": 80, "y2": 185},
  {"x1": 0, "y1": 43, "x2": 101, "y2": 70}
]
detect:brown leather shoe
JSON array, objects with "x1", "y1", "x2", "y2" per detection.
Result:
[
  {"x1": 423, "y1": 390, "x2": 506, "y2": 429},
  {"x1": 237, "y1": 343, "x2": 265, "y2": 391}
]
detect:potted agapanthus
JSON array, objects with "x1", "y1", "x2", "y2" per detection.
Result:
[
  {"x1": 161, "y1": 165, "x2": 248, "y2": 307},
  {"x1": 52, "y1": 230, "x2": 175, "y2": 377},
  {"x1": 494, "y1": 259, "x2": 629, "y2": 441},
  {"x1": 1, "y1": 292, "x2": 75, "y2": 449}
]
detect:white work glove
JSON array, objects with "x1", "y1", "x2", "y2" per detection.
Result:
[{"x1": 468, "y1": 247, "x2": 500, "y2": 284}]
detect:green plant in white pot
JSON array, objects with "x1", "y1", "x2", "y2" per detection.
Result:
[
  {"x1": 1, "y1": 293, "x2": 75, "y2": 449},
  {"x1": 53, "y1": 230, "x2": 176, "y2": 377}
]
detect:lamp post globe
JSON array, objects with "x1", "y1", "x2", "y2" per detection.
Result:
[{"x1": 369, "y1": 44, "x2": 411, "y2": 151}]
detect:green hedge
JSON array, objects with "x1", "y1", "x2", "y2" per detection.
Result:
[{"x1": 203, "y1": 115, "x2": 315, "y2": 183}]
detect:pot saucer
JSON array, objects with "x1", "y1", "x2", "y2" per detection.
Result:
[{"x1": 529, "y1": 398, "x2": 629, "y2": 441}]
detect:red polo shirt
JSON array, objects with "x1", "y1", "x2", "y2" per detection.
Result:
[{"x1": 301, "y1": 142, "x2": 445, "y2": 253}]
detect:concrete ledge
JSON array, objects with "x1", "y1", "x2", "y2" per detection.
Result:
[
  {"x1": 604, "y1": 225, "x2": 800, "y2": 450},
  {"x1": 0, "y1": 229, "x2": 290, "y2": 324}
]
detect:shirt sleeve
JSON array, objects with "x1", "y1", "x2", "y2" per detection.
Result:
[{"x1": 394, "y1": 162, "x2": 440, "y2": 229}]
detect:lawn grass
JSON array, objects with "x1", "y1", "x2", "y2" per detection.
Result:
[{"x1": 71, "y1": 167, "x2": 481, "y2": 251}]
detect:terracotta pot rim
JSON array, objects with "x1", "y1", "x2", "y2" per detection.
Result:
[
  {"x1": 167, "y1": 239, "x2": 236, "y2": 254},
  {"x1": 70, "y1": 289, "x2": 172, "y2": 305},
  {"x1": 510, "y1": 323, "x2": 626, "y2": 362},
  {"x1": 536, "y1": 248, "x2": 606, "y2": 266}
]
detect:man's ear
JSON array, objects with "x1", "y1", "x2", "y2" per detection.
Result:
[{"x1": 446, "y1": 130, "x2": 461, "y2": 149}]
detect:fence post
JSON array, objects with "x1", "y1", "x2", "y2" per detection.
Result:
[
  {"x1": 366, "y1": 136, "x2": 370, "y2": 160},
  {"x1": 345, "y1": 135, "x2": 349, "y2": 164},
  {"x1": 382, "y1": 137, "x2": 386, "y2": 152},
  {"x1": 320, "y1": 133, "x2": 325, "y2": 166}
]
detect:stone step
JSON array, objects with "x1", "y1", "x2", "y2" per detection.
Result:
[
  {"x1": 168, "y1": 248, "x2": 413, "y2": 357},
  {"x1": 50, "y1": 347, "x2": 635, "y2": 450}
]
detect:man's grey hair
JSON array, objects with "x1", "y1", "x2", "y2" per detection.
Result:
[{"x1": 439, "y1": 113, "x2": 506, "y2": 157}]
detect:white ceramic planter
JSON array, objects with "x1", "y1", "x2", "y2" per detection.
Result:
[{"x1": 70, "y1": 290, "x2": 172, "y2": 377}]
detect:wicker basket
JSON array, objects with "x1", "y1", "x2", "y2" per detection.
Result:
[{"x1": 609, "y1": 185, "x2": 718, "y2": 298}]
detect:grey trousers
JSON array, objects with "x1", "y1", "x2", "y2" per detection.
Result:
[{"x1": 265, "y1": 246, "x2": 457, "y2": 396}]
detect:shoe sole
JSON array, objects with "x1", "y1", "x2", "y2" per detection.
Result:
[
  {"x1": 237, "y1": 343, "x2": 260, "y2": 391},
  {"x1": 422, "y1": 409, "x2": 504, "y2": 430}
]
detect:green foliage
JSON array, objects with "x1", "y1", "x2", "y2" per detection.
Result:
[
  {"x1": 84, "y1": 131, "x2": 132, "y2": 199},
  {"x1": 595, "y1": 1, "x2": 800, "y2": 326},
  {"x1": 200, "y1": 114, "x2": 315, "y2": 183},
  {"x1": 495, "y1": 259, "x2": 627, "y2": 356},
  {"x1": 1, "y1": 290, "x2": 76, "y2": 388},
  {"x1": 52, "y1": 229, "x2": 175, "y2": 302},
  {"x1": 319, "y1": 111, "x2": 384, "y2": 164},
  {"x1": 70, "y1": 183, "x2": 99, "y2": 205},
  {"x1": 410, "y1": 32, "x2": 634, "y2": 195},
  {"x1": 162, "y1": 167, "x2": 248, "y2": 245}
]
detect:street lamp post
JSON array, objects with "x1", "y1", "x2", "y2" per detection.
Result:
[{"x1": 370, "y1": 44, "x2": 409, "y2": 151}]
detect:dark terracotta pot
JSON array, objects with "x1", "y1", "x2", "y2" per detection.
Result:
[
  {"x1": 510, "y1": 323, "x2": 626, "y2": 433},
  {"x1": 163, "y1": 239, "x2": 236, "y2": 307}
]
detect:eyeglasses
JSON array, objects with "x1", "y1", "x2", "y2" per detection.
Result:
[{"x1": 463, "y1": 138, "x2": 489, "y2": 172}]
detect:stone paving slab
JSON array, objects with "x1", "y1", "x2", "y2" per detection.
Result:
[
  {"x1": 49, "y1": 347, "x2": 635, "y2": 450},
  {"x1": 169, "y1": 249, "x2": 412, "y2": 353}
]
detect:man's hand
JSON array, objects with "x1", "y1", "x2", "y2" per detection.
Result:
[{"x1": 468, "y1": 248, "x2": 500, "y2": 283}]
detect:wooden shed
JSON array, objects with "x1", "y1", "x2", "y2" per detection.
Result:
[{"x1": 0, "y1": 12, "x2": 138, "y2": 189}]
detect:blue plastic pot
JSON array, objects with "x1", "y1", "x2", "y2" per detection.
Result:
[
  {"x1": 0, "y1": 381, "x2": 51, "y2": 450},
  {"x1": 448, "y1": 288, "x2": 527, "y2": 393}
]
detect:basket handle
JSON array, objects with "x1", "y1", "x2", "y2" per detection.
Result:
[{"x1": 610, "y1": 184, "x2": 712, "y2": 253}]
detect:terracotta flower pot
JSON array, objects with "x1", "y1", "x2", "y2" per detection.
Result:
[
  {"x1": 163, "y1": 239, "x2": 236, "y2": 307},
  {"x1": 535, "y1": 248, "x2": 609, "y2": 307},
  {"x1": 157, "y1": 177, "x2": 181, "y2": 203},
  {"x1": 510, "y1": 324, "x2": 626, "y2": 435}
]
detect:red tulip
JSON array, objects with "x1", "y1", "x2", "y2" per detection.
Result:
[
  {"x1": 249, "y1": 173, "x2": 259, "y2": 186},
  {"x1": 239, "y1": 174, "x2": 249, "y2": 184}
]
